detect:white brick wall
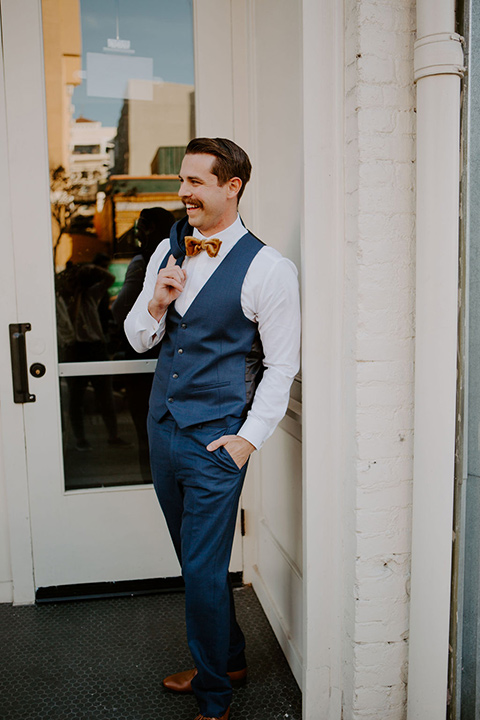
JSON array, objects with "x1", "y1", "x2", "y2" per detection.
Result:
[{"x1": 344, "y1": 1, "x2": 416, "y2": 718}]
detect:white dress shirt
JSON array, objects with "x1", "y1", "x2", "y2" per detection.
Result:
[{"x1": 124, "y1": 215, "x2": 300, "y2": 449}]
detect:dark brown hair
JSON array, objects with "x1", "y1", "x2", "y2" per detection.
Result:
[{"x1": 185, "y1": 137, "x2": 252, "y2": 201}]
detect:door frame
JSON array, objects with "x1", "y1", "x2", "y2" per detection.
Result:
[
  {"x1": 1, "y1": 0, "x2": 188, "y2": 594},
  {"x1": 0, "y1": 2, "x2": 36, "y2": 605}
]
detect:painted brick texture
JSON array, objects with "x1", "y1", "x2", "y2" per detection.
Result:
[{"x1": 343, "y1": 1, "x2": 416, "y2": 718}]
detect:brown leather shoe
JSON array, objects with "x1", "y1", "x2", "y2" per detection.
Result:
[
  {"x1": 163, "y1": 667, "x2": 247, "y2": 693},
  {"x1": 193, "y1": 709, "x2": 230, "y2": 720}
]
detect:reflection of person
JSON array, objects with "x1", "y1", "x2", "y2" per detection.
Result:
[
  {"x1": 63, "y1": 262, "x2": 125, "y2": 450},
  {"x1": 55, "y1": 291, "x2": 75, "y2": 363},
  {"x1": 112, "y1": 208, "x2": 175, "y2": 330},
  {"x1": 112, "y1": 207, "x2": 175, "y2": 480},
  {"x1": 125, "y1": 138, "x2": 300, "y2": 720}
]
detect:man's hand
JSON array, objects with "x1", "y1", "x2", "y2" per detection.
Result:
[
  {"x1": 148, "y1": 254, "x2": 187, "y2": 321},
  {"x1": 206, "y1": 435, "x2": 256, "y2": 470}
]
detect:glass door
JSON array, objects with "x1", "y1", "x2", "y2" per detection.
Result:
[
  {"x1": 45, "y1": 0, "x2": 194, "y2": 491},
  {"x1": 1, "y1": 0, "x2": 242, "y2": 594}
]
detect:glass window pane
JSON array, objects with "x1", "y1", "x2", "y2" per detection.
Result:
[
  {"x1": 42, "y1": 0, "x2": 195, "y2": 489},
  {"x1": 59, "y1": 372, "x2": 154, "y2": 489}
]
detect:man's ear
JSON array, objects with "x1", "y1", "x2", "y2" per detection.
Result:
[{"x1": 227, "y1": 177, "x2": 242, "y2": 199}]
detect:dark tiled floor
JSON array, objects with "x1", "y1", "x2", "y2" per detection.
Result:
[{"x1": 0, "y1": 586, "x2": 301, "y2": 720}]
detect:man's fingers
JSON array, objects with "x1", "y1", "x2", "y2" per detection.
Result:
[
  {"x1": 206, "y1": 436, "x2": 226, "y2": 452},
  {"x1": 162, "y1": 276, "x2": 185, "y2": 292},
  {"x1": 160, "y1": 259, "x2": 186, "y2": 284},
  {"x1": 157, "y1": 266, "x2": 186, "y2": 291}
]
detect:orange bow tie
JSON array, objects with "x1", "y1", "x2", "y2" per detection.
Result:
[{"x1": 184, "y1": 236, "x2": 222, "y2": 258}]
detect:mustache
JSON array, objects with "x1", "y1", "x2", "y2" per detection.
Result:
[{"x1": 182, "y1": 199, "x2": 203, "y2": 209}]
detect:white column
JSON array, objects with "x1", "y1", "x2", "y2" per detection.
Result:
[
  {"x1": 407, "y1": 0, "x2": 464, "y2": 716},
  {"x1": 301, "y1": 0, "x2": 344, "y2": 717}
]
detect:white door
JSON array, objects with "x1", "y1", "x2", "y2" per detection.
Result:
[{"x1": 0, "y1": 0, "x2": 241, "y2": 597}]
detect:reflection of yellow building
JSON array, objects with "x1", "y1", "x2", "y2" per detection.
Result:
[
  {"x1": 42, "y1": 0, "x2": 82, "y2": 172},
  {"x1": 42, "y1": 0, "x2": 82, "y2": 270}
]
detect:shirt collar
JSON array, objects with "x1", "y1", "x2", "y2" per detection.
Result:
[{"x1": 192, "y1": 215, "x2": 246, "y2": 252}]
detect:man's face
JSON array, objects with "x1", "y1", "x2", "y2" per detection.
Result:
[{"x1": 178, "y1": 153, "x2": 236, "y2": 236}]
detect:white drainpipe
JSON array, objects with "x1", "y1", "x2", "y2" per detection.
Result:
[{"x1": 407, "y1": 0, "x2": 464, "y2": 718}]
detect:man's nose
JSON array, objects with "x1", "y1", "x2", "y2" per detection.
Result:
[{"x1": 178, "y1": 182, "x2": 189, "y2": 199}]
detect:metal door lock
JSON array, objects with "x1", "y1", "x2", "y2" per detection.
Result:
[{"x1": 30, "y1": 363, "x2": 46, "y2": 378}]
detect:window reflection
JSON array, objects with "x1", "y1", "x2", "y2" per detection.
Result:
[
  {"x1": 43, "y1": 0, "x2": 194, "y2": 489},
  {"x1": 59, "y1": 374, "x2": 150, "y2": 489}
]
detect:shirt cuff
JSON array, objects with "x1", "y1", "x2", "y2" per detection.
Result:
[
  {"x1": 237, "y1": 415, "x2": 270, "y2": 451},
  {"x1": 124, "y1": 297, "x2": 168, "y2": 353},
  {"x1": 138, "y1": 306, "x2": 165, "y2": 337}
]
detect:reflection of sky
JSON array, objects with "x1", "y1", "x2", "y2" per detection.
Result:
[{"x1": 73, "y1": 0, "x2": 194, "y2": 128}]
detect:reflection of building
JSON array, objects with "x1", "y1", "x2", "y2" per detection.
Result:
[
  {"x1": 69, "y1": 117, "x2": 116, "y2": 203},
  {"x1": 113, "y1": 81, "x2": 195, "y2": 175},
  {"x1": 70, "y1": 117, "x2": 116, "y2": 181},
  {"x1": 42, "y1": 0, "x2": 82, "y2": 172}
]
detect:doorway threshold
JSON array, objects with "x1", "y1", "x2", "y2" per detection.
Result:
[{"x1": 36, "y1": 571, "x2": 243, "y2": 603}]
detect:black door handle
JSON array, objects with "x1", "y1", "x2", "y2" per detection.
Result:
[{"x1": 9, "y1": 323, "x2": 36, "y2": 403}]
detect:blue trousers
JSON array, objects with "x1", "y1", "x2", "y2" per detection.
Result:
[{"x1": 147, "y1": 412, "x2": 248, "y2": 717}]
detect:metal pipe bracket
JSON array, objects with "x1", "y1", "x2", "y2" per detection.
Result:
[{"x1": 414, "y1": 32, "x2": 465, "y2": 82}]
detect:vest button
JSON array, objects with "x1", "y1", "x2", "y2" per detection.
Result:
[
  {"x1": 178, "y1": 348, "x2": 184, "y2": 354},
  {"x1": 168, "y1": 397, "x2": 174, "y2": 403},
  {"x1": 181, "y1": 323, "x2": 187, "y2": 329},
  {"x1": 172, "y1": 373, "x2": 178, "y2": 379}
]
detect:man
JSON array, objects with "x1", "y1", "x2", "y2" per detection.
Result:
[{"x1": 125, "y1": 138, "x2": 300, "y2": 720}]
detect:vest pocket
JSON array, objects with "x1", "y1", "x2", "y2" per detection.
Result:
[{"x1": 189, "y1": 380, "x2": 231, "y2": 394}]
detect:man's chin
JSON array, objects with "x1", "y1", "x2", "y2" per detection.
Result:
[{"x1": 186, "y1": 210, "x2": 202, "y2": 227}]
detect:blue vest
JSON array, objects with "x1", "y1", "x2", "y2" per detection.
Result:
[{"x1": 149, "y1": 218, "x2": 264, "y2": 428}]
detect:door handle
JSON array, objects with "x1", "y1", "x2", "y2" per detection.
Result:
[{"x1": 9, "y1": 323, "x2": 36, "y2": 403}]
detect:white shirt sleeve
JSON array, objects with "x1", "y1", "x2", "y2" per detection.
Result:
[
  {"x1": 124, "y1": 239, "x2": 170, "y2": 353},
  {"x1": 237, "y1": 251, "x2": 301, "y2": 450}
]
